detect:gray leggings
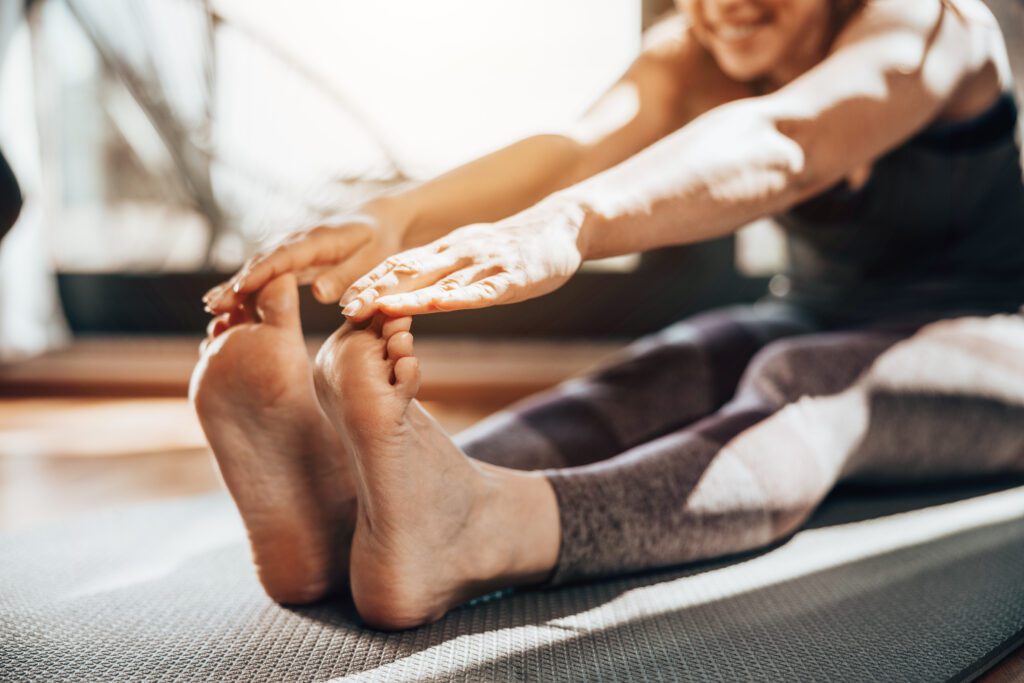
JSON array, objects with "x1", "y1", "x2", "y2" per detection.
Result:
[{"x1": 456, "y1": 304, "x2": 1024, "y2": 584}]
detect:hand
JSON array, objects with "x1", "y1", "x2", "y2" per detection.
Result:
[
  {"x1": 203, "y1": 201, "x2": 407, "y2": 314},
  {"x1": 339, "y1": 202, "x2": 586, "y2": 320}
]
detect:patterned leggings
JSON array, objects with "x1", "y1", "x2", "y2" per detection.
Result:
[{"x1": 456, "y1": 303, "x2": 1024, "y2": 584}]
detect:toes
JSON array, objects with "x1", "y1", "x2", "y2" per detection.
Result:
[
  {"x1": 381, "y1": 316, "x2": 412, "y2": 339},
  {"x1": 386, "y1": 331, "x2": 415, "y2": 361},
  {"x1": 393, "y1": 356, "x2": 421, "y2": 398},
  {"x1": 206, "y1": 313, "x2": 231, "y2": 340},
  {"x1": 256, "y1": 274, "x2": 301, "y2": 329}
]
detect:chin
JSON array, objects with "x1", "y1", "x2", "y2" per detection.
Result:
[{"x1": 714, "y1": 54, "x2": 773, "y2": 82}]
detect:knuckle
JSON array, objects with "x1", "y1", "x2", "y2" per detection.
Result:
[
  {"x1": 391, "y1": 258, "x2": 422, "y2": 275},
  {"x1": 378, "y1": 272, "x2": 401, "y2": 288},
  {"x1": 243, "y1": 254, "x2": 266, "y2": 272},
  {"x1": 506, "y1": 271, "x2": 528, "y2": 287},
  {"x1": 477, "y1": 280, "x2": 501, "y2": 298}
]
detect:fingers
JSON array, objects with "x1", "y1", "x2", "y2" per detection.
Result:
[
  {"x1": 204, "y1": 225, "x2": 372, "y2": 313},
  {"x1": 203, "y1": 281, "x2": 247, "y2": 314},
  {"x1": 311, "y1": 261, "x2": 369, "y2": 304},
  {"x1": 376, "y1": 273, "x2": 515, "y2": 316},
  {"x1": 239, "y1": 226, "x2": 371, "y2": 294},
  {"x1": 341, "y1": 248, "x2": 468, "y2": 321}
]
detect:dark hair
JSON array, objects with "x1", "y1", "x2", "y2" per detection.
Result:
[{"x1": 832, "y1": 0, "x2": 866, "y2": 34}]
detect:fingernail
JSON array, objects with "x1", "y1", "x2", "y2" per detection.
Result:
[
  {"x1": 342, "y1": 300, "x2": 362, "y2": 317},
  {"x1": 232, "y1": 280, "x2": 244, "y2": 293},
  {"x1": 203, "y1": 284, "x2": 223, "y2": 302}
]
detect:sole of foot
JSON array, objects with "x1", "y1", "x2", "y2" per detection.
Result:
[
  {"x1": 190, "y1": 274, "x2": 357, "y2": 604},
  {"x1": 313, "y1": 316, "x2": 561, "y2": 630}
]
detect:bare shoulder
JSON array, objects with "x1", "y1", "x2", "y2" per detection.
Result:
[
  {"x1": 638, "y1": 12, "x2": 752, "y2": 122},
  {"x1": 831, "y1": 0, "x2": 1009, "y2": 119}
]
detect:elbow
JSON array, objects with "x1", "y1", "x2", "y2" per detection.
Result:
[
  {"x1": 745, "y1": 102, "x2": 821, "y2": 198},
  {"x1": 529, "y1": 132, "x2": 593, "y2": 186},
  {"x1": 769, "y1": 119, "x2": 836, "y2": 201},
  {"x1": 764, "y1": 122, "x2": 818, "y2": 201},
  {"x1": 752, "y1": 102, "x2": 846, "y2": 200},
  {"x1": 696, "y1": 100, "x2": 820, "y2": 206}
]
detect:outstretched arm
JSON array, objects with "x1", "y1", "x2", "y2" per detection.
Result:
[
  {"x1": 569, "y1": 0, "x2": 1000, "y2": 259},
  {"x1": 204, "y1": 15, "x2": 698, "y2": 313},
  {"x1": 342, "y1": 0, "x2": 1000, "y2": 319}
]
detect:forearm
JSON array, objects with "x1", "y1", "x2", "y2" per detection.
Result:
[
  {"x1": 553, "y1": 100, "x2": 818, "y2": 261},
  {"x1": 371, "y1": 134, "x2": 589, "y2": 249}
]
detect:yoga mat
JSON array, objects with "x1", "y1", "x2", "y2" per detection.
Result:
[{"x1": 2, "y1": 483, "x2": 1022, "y2": 682}]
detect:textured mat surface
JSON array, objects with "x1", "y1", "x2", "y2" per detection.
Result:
[{"x1": 2, "y1": 483, "x2": 1023, "y2": 682}]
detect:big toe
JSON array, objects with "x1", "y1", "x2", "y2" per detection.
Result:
[
  {"x1": 394, "y1": 356, "x2": 421, "y2": 399},
  {"x1": 257, "y1": 274, "x2": 301, "y2": 329}
]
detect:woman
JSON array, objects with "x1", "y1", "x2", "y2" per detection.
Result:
[{"x1": 193, "y1": 0, "x2": 1024, "y2": 630}]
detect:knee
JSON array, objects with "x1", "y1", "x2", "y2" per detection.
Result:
[{"x1": 740, "y1": 339, "x2": 804, "y2": 406}]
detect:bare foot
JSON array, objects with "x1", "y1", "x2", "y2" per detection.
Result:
[
  {"x1": 313, "y1": 317, "x2": 561, "y2": 630},
  {"x1": 190, "y1": 274, "x2": 357, "y2": 604}
]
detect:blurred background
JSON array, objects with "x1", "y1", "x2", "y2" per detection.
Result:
[
  {"x1": 0, "y1": 0, "x2": 654, "y2": 530},
  {"x1": 0, "y1": 0, "x2": 1022, "y2": 528},
  {"x1": 0, "y1": 0, "x2": 789, "y2": 359}
]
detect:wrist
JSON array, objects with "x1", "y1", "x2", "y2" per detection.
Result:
[
  {"x1": 359, "y1": 194, "x2": 418, "y2": 249},
  {"x1": 534, "y1": 193, "x2": 593, "y2": 261}
]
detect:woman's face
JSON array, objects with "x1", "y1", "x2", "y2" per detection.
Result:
[{"x1": 678, "y1": 0, "x2": 833, "y2": 83}]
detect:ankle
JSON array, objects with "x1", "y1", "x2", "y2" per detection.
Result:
[{"x1": 472, "y1": 466, "x2": 561, "y2": 587}]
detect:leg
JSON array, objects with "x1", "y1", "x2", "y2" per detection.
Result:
[
  {"x1": 546, "y1": 329, "x2": 907, "y2": 582},
  {"x1": 684, "y1": 315, "x2": 1024, "y2": 569},
  {"x1": 841, "y1": 314, "x2": 1024, "y2": 480},
  {"x1": 190, "y1": 275, "x2": 357, "y2": 604},
  {"x1": 459, "y1": 302, "x2": 816, "y2": 470},
  {"x1": 311, "y1": 318, "x2": 898, "y2": 628}
]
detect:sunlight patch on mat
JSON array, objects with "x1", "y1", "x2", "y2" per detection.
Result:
[{"x1": 339, "y1": 486, "x2": 1024, "y2": 682}]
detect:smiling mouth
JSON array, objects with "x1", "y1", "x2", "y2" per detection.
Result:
[{"x1": 711, "y1": 18, "x2": 770, "y2": 43}]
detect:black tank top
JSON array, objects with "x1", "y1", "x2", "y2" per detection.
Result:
[{"x1": 774, "y1": 92, "x2": 1024, "y2": 327}]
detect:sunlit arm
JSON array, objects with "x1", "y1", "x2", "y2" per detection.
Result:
[
  {"x1": 394, "y1": 17, "x2": 697, "y2": 249},
  {"x1": 204, "y1": 16, "x2": 695, "y2": 313},
  {"x1": 563, "y1": 0, "x2": 989, "y2": 261},
  {"x1": 559, "y1": 97, "x2": 810, "y2": 260},
  {"x1": 340, "y1": 0, "x2": 998, "y2": 319}
]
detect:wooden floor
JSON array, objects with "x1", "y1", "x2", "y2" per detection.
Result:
[
  {"x1": 0, "y1": 336, "x2": 620, "y2": 531},
  {"x1": 2, "y1": 336, "x2": 1021, "y2": 679}
]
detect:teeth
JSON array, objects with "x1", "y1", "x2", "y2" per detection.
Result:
[{"x1": 716, "y1": 23, "x2": 758, "y2": 41}]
